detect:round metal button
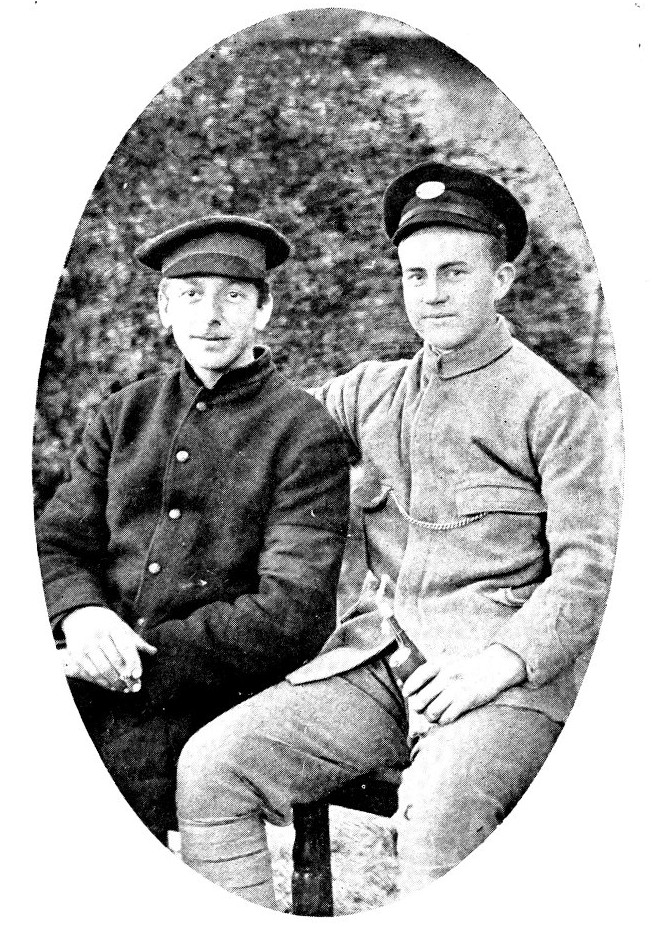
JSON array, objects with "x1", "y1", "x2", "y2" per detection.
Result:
[
  {"x1": 168, "y1": 508, "x2": 181, "y2": 520},
  {"x1": 176, "y1": 449, "x2": 189, "y2": 462},
  {"x1": 148, "y1": 562, "x2": 161, "y2": 575},
  {"x1": 135, "y1": 617, "x2": 146, "y2": 629},
  {"x1": 196, "y1": 400, "x2": 207, "y2": 412}
]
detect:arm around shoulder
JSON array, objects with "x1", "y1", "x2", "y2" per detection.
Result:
[{"x1": 310, "y1": 363, "x2": 377, "y2": 462}]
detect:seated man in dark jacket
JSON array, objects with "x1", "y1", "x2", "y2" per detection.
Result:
[{"x1": 35, "y1": 215, "x2": 350, "y2": 858}]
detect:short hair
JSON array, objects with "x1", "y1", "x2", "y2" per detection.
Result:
[
  {"x1": 485, "y1": 232, "x2": 509, "y2": 269},
  {"x1": 255, "y1": 280, "x2": 271, "y2": 308},
  {"x1": 160, "y1": 277, "x2": 271, "y2": 308}
]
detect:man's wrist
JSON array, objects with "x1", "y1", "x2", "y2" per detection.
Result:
[
  {"x1": 60, "y1": 606, "x2": 90, "y2": 638},
  {"x1": 56, "y1": 602, "x2": 108, "y2": 636},
  {"x1": 60, "y1": 604, "x2": 117, "y2": 638},
  {"x1": 486, "y1": 643, "x2": 527, "y2": 687},
  {"x1": 60, "y1": 609, "x2": 82, "y2": 639}
]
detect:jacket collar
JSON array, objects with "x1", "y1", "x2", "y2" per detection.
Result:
[
  {"x1": 421, "y1": 314, "x2": 513, "y2": 384},
  {"x1": 179, "y1": 345, "x2": 275, "y2": 403}
]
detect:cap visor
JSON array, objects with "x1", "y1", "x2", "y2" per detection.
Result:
[{"x1": 392, "y1": 211, "x2": 500, "y2": 246}]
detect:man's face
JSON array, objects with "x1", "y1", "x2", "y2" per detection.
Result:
[
  {"x1": 158, "y1": 276, "x2": 272, "y2": 387},
  {"x1": 398, "y1": 227, "x2": 515, "y2": 351}
]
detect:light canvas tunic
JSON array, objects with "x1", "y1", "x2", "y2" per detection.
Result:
[{"x1": 289, "y1": 316, "x2": 617, "y2": 723}]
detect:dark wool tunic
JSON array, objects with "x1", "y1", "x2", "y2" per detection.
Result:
[{"x1": 36, "y1": 347, "x2": 350, "y2": 835}]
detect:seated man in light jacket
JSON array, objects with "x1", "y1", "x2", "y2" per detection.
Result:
[
  {"x1": 175, "y1": 163, "x2": 618, "y2": 907},
  {"x1": 36, "y1": 214, "x2": 350, "y2": 849}
]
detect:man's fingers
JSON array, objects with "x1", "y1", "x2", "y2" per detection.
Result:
[
  {"x1": 423, "y1": 689, "x2": 454, "y2": 723},
  {"x1": 92, "y1": 642, "x2": 141, "y2": 692},
  {"x1": 436, "y1": 682, "x2": 491, "y2": 724},
  {"x1": 120, "y1": 645, "x2": 143, "y2": 683},
  {"x1": 94, "y1": 646, "x2": 127, "y2": 688},
  {"x1": 97, "y1": 636, "x2": 128, "y2": 675},
  {"x1": 401, "y1": 660, "x2": 440, "y2": 698},
  {"x1": 118, "y1": 635, "x2": 156, "y2": 690},
  {"x1": 409, "y1": 675, "x2": 448, "y2": 713},
  {"x1": 98, "y1": 644, "x2": 146, "y2": 692},
  {"x1": 438, "y1": 701, "x2": 468, "y2": 725},
  {"x1": 66, "y1": 662, "x2": 95, "y2": 684},
  {"x1": 135, "y1": 636, "x2": 157, "y2": 655},
  {"x1": 118, "y1": 634, "x2": 157, "y2": 685},
  {"x1": 107, "y1": 632, "x2": 144, "y2": 678},
  {"x1": 76, "y1": 650, "x2": 106, "y2": 682},
  {"x1": 76, "y1": 650, "x2": 119, "y2": 690},
  {"x1": 62, "y1": 609, "x2": 154, "y2": 693},
  {"x1": 94, "y1": 635, "x2": 141, "y2": 685},
  {"x1": 110, "y1": 631, "x2": 157, "y2": 673}
]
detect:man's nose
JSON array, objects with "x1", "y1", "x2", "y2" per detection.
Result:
[
  {"x1": 423, "y1": 277, "x2": 446, "y2": 303},
  {"x1": 202, "y1": 290, "x2": 225, "y2": 322}
]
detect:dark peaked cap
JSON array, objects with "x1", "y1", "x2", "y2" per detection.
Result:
[
  {"x1": 135, "y1": 215, "x2": 291, "y2": 281},
  {"x1": 383, "y1": 162, "x2": 528, "y2": 261}
]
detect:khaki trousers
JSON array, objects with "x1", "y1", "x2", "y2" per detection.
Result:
[{"x1": 177, "y1": 657, "x2": 560, "y2": 895}]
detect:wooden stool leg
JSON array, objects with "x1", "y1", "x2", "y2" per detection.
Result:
[{"x1": 291, "y1": 803, "x2": 334, "y2": 916}]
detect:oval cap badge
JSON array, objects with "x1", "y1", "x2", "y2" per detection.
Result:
[{"x1": 416, "y1": 181, "x2": 446, "y2": 199}]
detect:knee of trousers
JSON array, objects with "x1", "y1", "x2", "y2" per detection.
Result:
[
  {"x1": 176, "y1": 717, "x2": 262, "y2": 821},
  {"x1": 396, "y1": 772, "x2": 506, "y2": 875},
  {"x1": 398, "y1": 781, "x2": 502, "y2": 846},
  {"x1": 397, "y1": 746, "x2": 505, "y2": 857}
]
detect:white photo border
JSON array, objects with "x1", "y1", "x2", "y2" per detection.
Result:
[{"x1": 4, "y1": 1, "x2": 649, "y2": 926}]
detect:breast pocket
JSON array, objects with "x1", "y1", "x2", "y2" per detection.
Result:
[{"x1": 454, "y1": 483, "x2": 547, "y2": 517}]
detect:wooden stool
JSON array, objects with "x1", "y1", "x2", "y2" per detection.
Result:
[{"x1": 291, "y1": 770, "x2": 402, "y2": 916}]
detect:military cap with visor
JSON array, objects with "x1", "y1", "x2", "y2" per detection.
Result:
[
  {"x1": 135, "y1": 214, "x2": 291, "y2": 281},
  {"x1": 383, "y1": 162, "x2": 528, "y2": 261}
]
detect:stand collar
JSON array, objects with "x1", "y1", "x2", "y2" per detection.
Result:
[
  {"x1": 422, "y1": 315, "x2": 513, "y2": 384},
  {"x1": 179, "y1": 345, "x2": 274, "y2": 401}
]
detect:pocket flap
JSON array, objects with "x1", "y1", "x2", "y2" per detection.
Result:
[{"x1": 455, "y1": 484, "x2": 547, "y2": 516}]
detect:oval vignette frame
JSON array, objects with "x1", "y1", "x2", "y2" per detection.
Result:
[{"x1": 11, "y1": 3, "x2": 645, "y2": 928}]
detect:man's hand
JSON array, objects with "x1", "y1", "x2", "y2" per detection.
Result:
[
  {"x1": 61, "y1": 606, "x2": 157, "y2": 693},
  {"x1": 401, "y1": 644, "x2": 527, "y2": 725}
]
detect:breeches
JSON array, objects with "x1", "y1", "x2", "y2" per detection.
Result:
[{"x1": 177, "y1": 658, "x2": 561, "y2": 892}]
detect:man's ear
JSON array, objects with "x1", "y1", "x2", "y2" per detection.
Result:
[
  {"x1": 493, "y1": 262, "x2": 516, "y2": 302},
  {"x1": 157, "y1": 280, "x2": 171, "y2": 328},
  {"x1": 254, "y1": 293, "x2": 273, "y2": 332}
]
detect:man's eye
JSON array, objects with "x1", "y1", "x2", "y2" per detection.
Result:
[
  {"x1": 228, "y1": 291, "x2": 243, "y2": 300},
  {"x1": 444, "y1": 268, "x2": 465, "y2": 278},
  {"x1": 182, "y1": 289, "x2": 198, "y2": 298}
]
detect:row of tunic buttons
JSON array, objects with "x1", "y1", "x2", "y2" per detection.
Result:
[
  {"x1": 150, "y1": 430, "x2": 199, "y2": 575},
  {"x1": 148, "y1": 506, "x2": 182, "y2": 575}
]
